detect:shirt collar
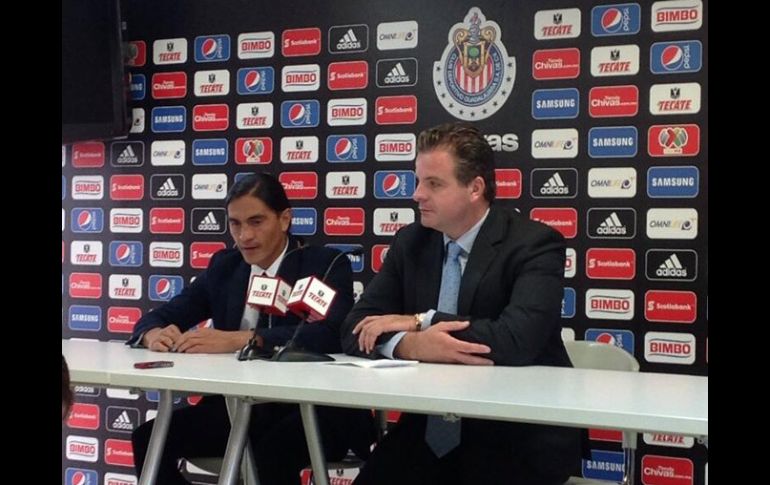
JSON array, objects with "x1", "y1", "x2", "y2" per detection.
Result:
[{"x1": 442, "y1": 208, "x2": 490, "y2": 255}]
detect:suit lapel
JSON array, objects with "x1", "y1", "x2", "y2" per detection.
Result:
[
  {"x1": 458, "y1": 207, "x2": 506, "y2": 314},
  {"x1": 225, "y1": 261, "x2": 251, "y2": 330},
  {"x1": 416, "y1": 231, "x2": 444, "y2": 312}
]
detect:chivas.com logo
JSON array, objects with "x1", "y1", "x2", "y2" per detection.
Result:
[{"x1": 433, "y1": 8, "x2": 515, "y2": 120}]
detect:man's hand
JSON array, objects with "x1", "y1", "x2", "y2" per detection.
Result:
[
  {"x1": 352, "y1": 314, "x2": 416, "y2": 354},
  {"x1": 395, "y1": 321, "x2": 493, "y2": 365},
  {"x1": 174, "y1": 328, "x2": 252, "y2": 354},
  {"x1": 143, "y1": 325, "x2": 183, "y2": 352}
]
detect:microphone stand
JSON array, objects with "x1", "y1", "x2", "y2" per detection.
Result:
[{"x1": 271, "y1": 249, "x2": 361, "y2": 362}]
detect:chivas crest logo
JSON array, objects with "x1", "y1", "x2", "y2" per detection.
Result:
[{"x1": 433, "y1": 8, "x2": 515, "y2": 120}]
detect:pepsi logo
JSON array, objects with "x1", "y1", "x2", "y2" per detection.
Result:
[
  {"x1": 155, "y1": 278, "x2": 172, "y2": 299},
  {"x1": 78, "y1": 211, "x2": 94, "y2": 229},
  {"x1": 595, "y1": 332, "x2": 616, "y2": 345},
  {"x1": 381, "y1": 173, "x2": 402, "y2": 197},
  {"x1": 115, "y1": 244, "x2": 132, "y2": 264},
  {"x1": 661, "y1": 45, "x2": 684, "y2": 70},
  {"x1": 601, "y1": 8, "x2": 622, "y2": 32},
  {"x1": 201, "y1": 38, "x2": 219, "y2": 58},
  {"x1": 244, "y1": 70, "x2": 261, "y2": 89},
  {"x1": 70, "y1": 471, "x2": 88, "y2": 485},
  {"x1": 289, "y1": 103, "x2": 306, "y2": 124},
  {"x1": 335, "y1": 138, "x2": 353, "y2": 159}
]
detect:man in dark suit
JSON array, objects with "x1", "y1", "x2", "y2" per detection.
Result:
[
  {"x1": 343, "y1": 122, "x2": 581, "y2": 485},
  {"x1": 129, "y1": 173, "x2": 375, "y2": 485}
]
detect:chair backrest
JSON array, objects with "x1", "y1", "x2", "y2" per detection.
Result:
[{"x1": 564, "y1": 340, "x2": 639, "y2": 372}]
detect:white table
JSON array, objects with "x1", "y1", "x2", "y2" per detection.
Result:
[{"x1": 62, "y1": 339, "x2": 708, "y2": 485}]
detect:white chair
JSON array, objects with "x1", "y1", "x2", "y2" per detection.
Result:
[{"x1": 563, "y1": 340, "x2": 640, "y2": 485}]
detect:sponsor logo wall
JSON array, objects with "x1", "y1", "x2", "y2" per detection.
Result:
[{"x1": 63, "y1": 1, "x2": 708, "y2": 483}]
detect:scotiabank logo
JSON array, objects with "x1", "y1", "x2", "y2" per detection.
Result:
[
  {"x1": 648, "y1": 125, "x2": 700, "y2": 157},
  {"x1": 495, "y1": 169, "x2": 522, "y2": 199},
  {"x1": 279, "y1": 172, "x2": 318, "y2": 199},
  {"x1": 530, "y1": 207, "x2": 578, "y2": 239},
  {"x1": 67, "y1": 403, "x2": 100, "y2": 430},
  {"x1": 190, "y1": 242, "x2": 227, "y2": 269},
  {"x1": 586, "y1": 248, "x2": 635, "y2": 280},
  {"x1": 532, "y1": 48, "x2": 580, "y2": 80},
  {"x1": 375, "y1": 95, "x2": 417, "y2": 125},
  {"x1": 193, "y1": 104, "x2": 229, "y2": 131},
  {"x1": 69, "y1": 273, "x2": 102, "y2": 299},
  {"x1": 328, "y1": 61, "x2": 369, "y2": 90},
  {"x1": 110, "y1": 175, "x2": 145, "y2": 201},
  {"x1": 104, "y1": 439, "x2": 134, "y2": 467},
  {"x1": 645, "y1": 290, "x2": 697, "y2": 323},
  {"x1": 589, "y1": 85, "x2": 639, "y2": 118},
  {"x1": 371, "y1": 244, "x2": 390, "y2": 273},
  {"x1": 641, "y1": 455, "x2": 693, "y2": 484},
  {"x1": 108, "y1": 307, "x2": 141, "y2": 333},
  {"x1": 324, "y1": 208, "x2": 365, "y2": 236},
  {"x1": 282, "y1": 27, "x2": 322, "y2": 57},
  {"x1": 149, "y1": 208, "x2": 185, "y2": 234},
  {"x1": 235, "y1": 137, "x2": 272, "y2": 164},
  {"x1": 72, "y1": 142, "x2": 106, "y2": 168},
  {"x1": 151, "y1": 71, "x2": 187, "y2": 99}
]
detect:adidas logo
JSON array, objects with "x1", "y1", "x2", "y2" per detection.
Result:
[
  {"x1": 656, "y1": 253, "x2": 687, "y2": 278},
  {"x1": 197, "y1": 211, "x2": 221, "y2": 231},
  {"x1": 337, "y1": 29, "x2": 362, "y2": 50},
  {"x1": 540, "y1": 173, "x2": 569, "y2": 195},
  {"x1": 156, "y1": 177, "x2": 180, "y2": 197},
  {"x1": 116, "y1": 145, "x2": 138, "y2": 164},
  {"x1": 111, "y1": 410, "x2": 134, "y2": 431},
  {"x1": 597, "y1": 212, "x2": 627, "y2": 235},
  {"x1": 383, "y1": 62, "x2": 410, "y2": 84}
]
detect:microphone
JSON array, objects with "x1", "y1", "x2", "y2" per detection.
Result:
[
  {"x1": 271, "y1": 248, "x2": 363, "y2": 362},
  {"x1": 237, "y1": 241, "x2": 306, "y2": 361}
]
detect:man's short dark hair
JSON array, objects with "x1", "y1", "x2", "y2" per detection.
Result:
[
  {"x1": 225, "y1": 172, "x2": 292, "y2": 230},
  {"x1": 416, "y1": 121, "x2": 496, "y2": 202}
]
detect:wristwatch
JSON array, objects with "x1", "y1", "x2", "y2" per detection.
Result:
[{"x1": 413, "y1": 312, "x2": 427, "y2": 331}]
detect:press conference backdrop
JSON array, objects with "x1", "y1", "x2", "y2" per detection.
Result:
[{"x1": 61, "y1": 1, "x2": 708, "y2": 483}]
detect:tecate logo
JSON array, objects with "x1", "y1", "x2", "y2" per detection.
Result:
[
  {"x1": 153, "y1": 38, "x2": 187, "y2": 65},
  {"x1": 534, "y1": 8, "x2": 581, "y2": 40},
  {"x1": 236, "y1": 102, "x2": 274, "y2": 129}
]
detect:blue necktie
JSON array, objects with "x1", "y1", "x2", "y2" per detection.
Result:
[{"x1": 425, "y1": 241, "x2": 464, "y2": 457}]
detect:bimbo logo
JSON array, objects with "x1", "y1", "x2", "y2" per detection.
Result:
[
  {"x1": 585, "y1": 288, "x2": 635, "y2": 320},
  {"x1": 238, "y1": 31, "x2": 275, "y2": 59},
  {"x1": 652, "y1": 0, "x2": 703, "y2": 32},
  {"x1": 374, "y1": 133, "x2": 414, "y2": 161},
  {"x1": 66, "y1": 435, "x2": 99, "y2": 462},
  {"x1": 645, "y1": 332, "x2": 696, "y2": 364},
  {"x1": 282, "y1": 64, "x2": 321, "y2": 92}
]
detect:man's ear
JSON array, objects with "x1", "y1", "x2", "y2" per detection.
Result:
[
  {"x1": 469, "y1": 176, "x2": 485, "y2": 202},
  {"x1": 280, "y1": 208, "x2": 292, "y2": 232}
]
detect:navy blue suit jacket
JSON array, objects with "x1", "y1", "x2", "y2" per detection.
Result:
[{"x1": 129, "y1": 238, "x2": 354, "y2": 353}]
